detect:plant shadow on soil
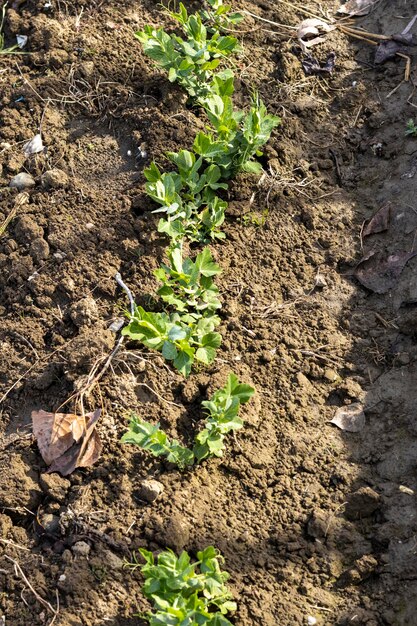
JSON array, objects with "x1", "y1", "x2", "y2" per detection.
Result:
[{"x1": 2, "y1": 0, "x2": 417, "y2": 625}]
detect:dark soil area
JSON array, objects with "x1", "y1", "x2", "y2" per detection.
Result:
[{"x1": 1, "y1": 0, "x2": 417, "y2": 624}]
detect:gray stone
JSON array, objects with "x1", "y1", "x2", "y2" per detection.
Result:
[
  {"x1": 29, "y1": 237, "x2": 50, "y2": 262},
  {"x1": 10, "y1": 172, "x2": 36, "y2": 190},
  {"x1": 72, "y1": 541, "x2": 91, "y2": 557},
  {"x1": 138, "y1": 479, "x2": 164, "y2": 503},
  {"x1": 41, "y1": 169, "x2": 69, "y2": 189}
]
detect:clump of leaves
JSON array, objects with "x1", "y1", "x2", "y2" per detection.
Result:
[
  {"x1": 122, "y1": 245, "x2": 222, "y2": 376},
  {"x1": 406, "y1": 119, "x2": 417, "y2": 137},
  {"x1": 129, "y1": 546, "x2": 236, "y2": 625},
  {"x1": 156, "y1": 245, "x2": 221, "y2": 320},
  {"x1": 144, "y1": 150, "x2": 228, "y2": 243},
  {"x1": 136, "y1": 4, "x2": 239, "y2": 100},
  {"x1": 196, "y1": 77, "x2": 281, "y2": 176},
  {"x1": 122, "y1": 374, "x2": 255, "y2": 467},
  {"x1": 199, "y1": 0, "x2": 244, "y2": 32},
  {"x1": 240, "y1": 208, "x2": 269, "y2": 227},
  {"x1": 193, "y1": 373, "x2": 255, "y2": 462},
  {"x1": 122, "y1": 306, "x2": 221, "y2": 377},
  {"x1": 121, "y1": 417, "x2": 194, "y2": 469}
]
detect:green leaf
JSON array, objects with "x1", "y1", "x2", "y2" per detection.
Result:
[
  {"x1": 162, "y1": 341, "x2": 178, "y2": 361},
  {"x1": 168, "y1": 325, "x2": 187, "y2": 342},
  {"x1": 174, "y1": 350, "x2": 193, "y2": 377},
  {"x1": 195, "y1": 345, "x2": 217, "y2": 364}
]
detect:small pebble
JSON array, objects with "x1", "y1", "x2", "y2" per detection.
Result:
[
  {"x1": 72, "y1": 541, "x2": 91, "y2": 557},
  {"x1": 41, "y1": 169, "x2": 69, "y2": 189},
  {"x1": 10, "y1": 172, "x2": 35, "y2": 190},
  {"x1": 108, "y1": 318, "x2": 125, "y2": 333},
  {"x1": 324, "y1": 368, "x2": 338, "y2": 382},
  {"x1": 138, "y1": 479, "x2": 165, "y2": 503},
  {"x1": 307, "y1": 618, "x2": 317, "y2": 626}
]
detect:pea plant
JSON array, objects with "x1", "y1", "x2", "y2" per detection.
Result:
[
  {"x1": 122, "y1": 246, "x2": 222, "y2": 377},
  {"x1": 145, "y1": 151, "x2": 228, "y2": 243},
  {"x1": 128, "y1": 546, "x2": 236, "y2": 625},
  {"x1": 155, "y1": 246, "x2": 222, "y2": 321},
  {"x1": 136, "y1": 3, "x2": 239, "y2": 100},
  {"x1": 199, "y1": 0, "x2": 244, "y2": 32},
  {"x1": 121, "y1": 418, "x2": 194, "y2": 469},
  {"x1": 193, "y1": 372, "x2": 254, "y2": 462},
  {"x1": 122, "y1": 305, "x2": 221, "y2": 377},
  {"x1": 196, "y1": 77, "x2": 281, "y2": 176},
  {"x1": 121, "y1": 374, "x2": 255, "y2": 466}
]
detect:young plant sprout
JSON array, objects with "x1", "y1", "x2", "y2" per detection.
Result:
[
  {"x1": 128, "y1": 546, "x2": 236, "y2": 625},
  {"x1": 122, "y1": 306, "x2": 221, "y2": 377},
  {"x1": 121, "y1": 374, "x2": 255, "y2": 466},
  {"x1": 144, "y1": 152, "x2": 228, "y2": 243},
  {"x1": 406, "y1": 119, "x2": 417, "y2": 137},
  {"x1": 136, "y1": 6, "x2": 239, "y2": 100}
]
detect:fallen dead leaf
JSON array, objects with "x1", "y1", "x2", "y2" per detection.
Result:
[
  {"x1": 32, "y1": 409, "x2": 102, "y2": 475},
  {"x1": 331, "y1": 403, "x2": 365, "y2": 432},
  {"x1": 23, "y1": 133, "x2": 44, "y2": 156},
  {"x1": 354, "y1": 250, "x2": 417, "y2": 294},
  {"x1": 297, "y1": 18, "x2": 334, "y2": 53},
  {"x1": 337, "y1": 0, "x2": 381, "y2": 17},
  {"x1": 363, "y1": 203, "x2": 391, "y2": 237}
]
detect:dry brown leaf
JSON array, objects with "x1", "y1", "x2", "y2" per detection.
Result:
[
  {"x1": 355, "y1": 250, "x2": 417, "y2": 294},
  {"x1": 32, "y1": 409, "x2": 102, "y2": 475},
  {"x1": 32, "y1": 410, "x2": 86, "y2": 465},
  {"x1": 331, "y1": 403, "x2": 365, "y2": 432},
  {"x1": 363, "y1": 203, "x2": 391, "y2": 237},
  {"x1": 297, "y1": 18, "x2": 334, "y2": 53},
  {"x1": 337, "y1": 0, "x2": 380, "y2": 17},
  {"x1": 48, "y1": 410, "x2": 102, "y2": 475}
]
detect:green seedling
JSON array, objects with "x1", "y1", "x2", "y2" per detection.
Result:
[
  {"x1": 406, "y1": 119, "x2": 417, "y2": 137},
  {"x1": 240, "y1": 208, "x2": 269, "y2": 227},
  {"x1": 122, "y1": 374, "x2": 255, "y2": 467},
  {"x1": 155, "y1": 245, "x2": 221, "y2": 319},
  {"x1": 144, "y1": 151, "x2": 228, "y2": 243},
  {"x1": 136, "y1": 7, "x2": 239, "y2": 100},
  {"x1": 197, "y1": 80, "x2": 281, "y2": 176},
  {"x1": 198, "y1": 0, "x2": 244, "y2": 32},
  {"x1": 128, "y1": 546, "x2": 236, "y2": 625},
  {"x1": 121, "y1": 417, "x2": 194, "y2": 469},
  {"x1": 122, "y1": 306, "x2": 221, "y2": 377},
  {"x1": 193, "y1": 373, "x2": 255, "y2": 462}
]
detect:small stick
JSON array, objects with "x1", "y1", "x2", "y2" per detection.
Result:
[
  {"x1": 240, "y1": 9, "x2": 297, "y2": 30},
  {"x1": 136, "y1": 382, "x2": 182, "y2": 408},
  {"x1": 339, "y1": 25, "x2": 389, "y2": 41},
  {"x1": 62, "y1": 273, "x2": 136, "y2": 412},
  {"x1": 5, "y1": 556, "x2": 59, "y2": 625},
  {"x1": 115, "y1": 272, "x2": 135, "y2": 316}
]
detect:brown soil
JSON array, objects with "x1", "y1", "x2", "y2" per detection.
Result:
[{"x1": 1, "y1": 0, "x2": 417, "y2": 624}]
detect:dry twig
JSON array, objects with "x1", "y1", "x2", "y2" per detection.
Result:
[{"x1": 4, "y1": 556, "x2": 59, "y2": 625}]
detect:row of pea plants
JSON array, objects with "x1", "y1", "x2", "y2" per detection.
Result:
[{"x1": 120, "y1": 3, "x2": 279, "y2": 623}]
